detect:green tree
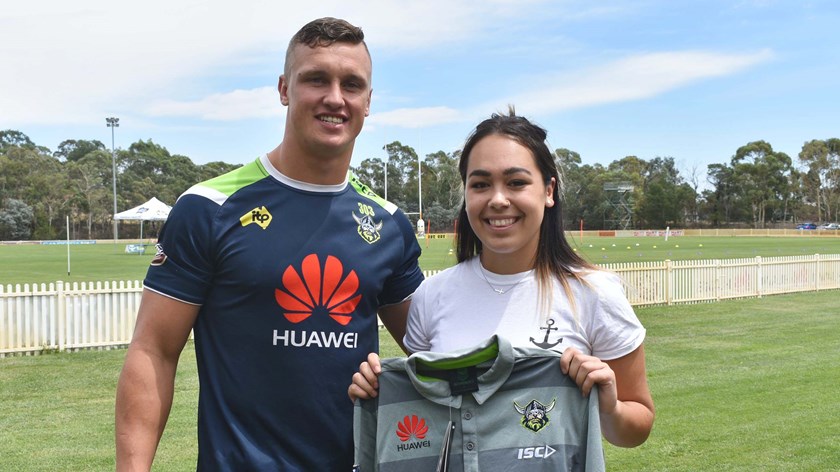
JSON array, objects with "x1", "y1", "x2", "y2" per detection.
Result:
[
  {"x1": 0, "y1": 144, "x2": 68, "y2": 236},
  {"x1": 54, "y1": 139, "x2": 106, "y2": 162},
  {"x1": 705, "y1": 163, "x2": 740, "y2": 226},
  {"x1": 66, "y1": 151, "x2": 113, "y2": 238},
  {"x1": 799, "y1": 138, "x2": 840, "y2": 223},
  {"x1": 0, "y1": 198, "x2": 35, "y2": 239},
  {"x1": 731, "y1": 141, "x2": 793, "y2": 228},
  {"x1": 555, "y1": 148, "x2": 587, "y2": 229},
  {"x1": 420, "y1": 150, "x2": 460, "y2": 231},
  {"x1": 422, "y1": 151, "x2": 460, "y2": 208},
  {"x1": 120, "y1": 140, "x2": 200, "y2": 208},
  {"x1": 197, "y1": 161, "x2": 242, "y2": 182},
  {"x1": 636, "y1": 157, "x2": 695, "y2": 229},
  {"x1": 579, "y1": 164, "x2": 612, "y2": 230},
  {"x1": 382, "y1": 141, "x2": 419, "y2": 213},
  {"x1": 352, "y1": 157, "x2": 386, "y2": 197},
  {"x1": 0, "y1": 130, "x2": 36, "y2": 153}
]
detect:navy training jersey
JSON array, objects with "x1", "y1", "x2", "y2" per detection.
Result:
[{"x1": 144, "y1": 154, "x2": 424, "y2": 471}]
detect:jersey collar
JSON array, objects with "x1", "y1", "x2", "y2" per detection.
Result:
[
  {"x1": 403, "y1": 335, "x2": 515, "y2": 408},
  {"x1": 260, "y1": 153, "x2": 349, "y2": 193}
]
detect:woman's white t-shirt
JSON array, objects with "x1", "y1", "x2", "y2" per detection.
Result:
[{"x1": 404, "y1": 257, "x2": 645, "y2": 359}]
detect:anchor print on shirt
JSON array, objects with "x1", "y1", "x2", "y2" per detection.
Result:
[{"x1": 530, "y1": 319, "x2": 563, "y2": 349}]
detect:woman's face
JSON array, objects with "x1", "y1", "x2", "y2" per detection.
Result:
[{"x1": 464, "y1": 134, "x2": 555, "y2": 274}]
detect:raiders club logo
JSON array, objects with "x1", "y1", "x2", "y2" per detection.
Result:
[
  {"x1": 514, "y1": 398, "x2": 556, "y2": 433},
  {"x1": 352, "y1": 211, "x2": 382, "y2": 244}
]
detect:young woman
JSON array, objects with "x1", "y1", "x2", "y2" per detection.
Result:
[{"x1": 349, "y1": 109, "x2": 654, "y2": 447}]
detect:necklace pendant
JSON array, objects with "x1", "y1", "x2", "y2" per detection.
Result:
[{"x1": 494, "y1": 288, "x2": 505, "y2": 294}]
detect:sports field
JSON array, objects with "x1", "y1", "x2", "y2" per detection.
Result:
[
  {"x1": 2, "y1": 235, "x2": 839, "y2": 470},
  {"x1": 1, "y1": 289, "x2": 837, "y2": 470},
  {"x1": 3, "y1": 235, "x2": 840, "y2": 285}
]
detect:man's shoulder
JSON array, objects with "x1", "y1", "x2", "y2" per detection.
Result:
[
  {"x1": 181, "y1": 158, "x2": 268, "y2": 206},
  {"x1": 347, "y1": 172, "x2": 400, "y2": 215}
]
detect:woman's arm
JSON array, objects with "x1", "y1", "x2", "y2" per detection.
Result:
[{"x1": 561, "y1": 344, "x2": 654, "y2": 447}]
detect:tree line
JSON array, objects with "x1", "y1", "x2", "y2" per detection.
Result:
[
  {"x1": 353, "y1": 137, "x2": 840, "y2": 232},
  {"x1": 0, "y1": 130, "x2": 239, "y2": 240},
  {"x1": 1, "y1": 129, "x2": 838, "y2": 240}
]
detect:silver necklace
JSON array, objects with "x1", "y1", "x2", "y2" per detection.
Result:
[{"x1": 479, "y1": 265, "x2": 530, "y2": 295}]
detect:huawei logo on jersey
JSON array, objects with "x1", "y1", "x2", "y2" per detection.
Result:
[
  {"x1": 274, "y1": 254, "x2": 361, "y2": 326},
  {"x1": 396, "y1": 415, "x2": 428, "y2": 442}
]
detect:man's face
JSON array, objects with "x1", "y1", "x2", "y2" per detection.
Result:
[{"x1": 280, "y1": 42, "x2": 372, "y2": 159}]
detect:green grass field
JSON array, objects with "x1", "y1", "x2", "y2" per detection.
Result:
[
  {"x1": 2, "y1": 236, "x2": 839, "y2": 470},
  {"x1": 1, "y1": 290, "x2": 838, "y2": 471},
  {"x1": 3, "y1": 235, "x2": 840, "y2": 285}
]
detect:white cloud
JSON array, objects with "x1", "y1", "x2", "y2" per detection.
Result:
[
  {"x1": 368, "y1": 106, "x2": 462, "y2": 128},
  {"x1": 0, "y1": 1, "x2": 775, "y2": 133},
  {"x1": 498, "y1": 49, "x2": 776, "y2": 115},
  {"x1": 146, "y1": 87, "x2": 282, "y2": 121},
  {"x1": 0, "y1": 1, "x2": 283, "y2": 124},
  {"x1": 0, "y1": 0, "x2": 557, "y2": 125},
  {"x1": 364, "y1": 49, "x2": 775, "y2": 130}
]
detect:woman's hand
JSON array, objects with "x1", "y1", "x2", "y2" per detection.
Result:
[
  {"x1": 348, "y1": 352, "x2": 382, "y2": 402},
  {"x1": 560, "y1": 346, "x2": 655, "y2": 447},
  {"x1": 560, "y1": 347, "x2": 618, "y2": 414}
]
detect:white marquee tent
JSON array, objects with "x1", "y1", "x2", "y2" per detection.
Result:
[{"x1": 113, "y1": 197, "x2": 172, "y2": 242}]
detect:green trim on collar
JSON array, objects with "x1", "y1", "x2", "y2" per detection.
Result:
[{"x1": 415, "y1": 343, "x2": 499, "y2": 370}]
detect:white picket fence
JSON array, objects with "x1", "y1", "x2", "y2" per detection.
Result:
[
  {"x1": 2, "y1": 254, "x2": 839, "y2": 356},
  {"x1": 604, "y1": 254, "x2": 840, "y2": 306},
  {"x1": 0, "y1": 281, "x2": 143, "y2": 356}
]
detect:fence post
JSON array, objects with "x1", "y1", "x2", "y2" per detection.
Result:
[
  {"x1": 57, "y1": 281, "x2": 66, "y2": 351},
  {"x1": 756, "y1": 256, "x2": 763, "y2": 298},
  {"x1": 665, "y1": 259, "x2": 672, "y2": 305},
  {"x1": 0, "y1": 284, "x2": 5, "y2": 352},
  {"x1": 715, "y1": 259, "x2": 721, "y2": 301},
  {"x1": 815, "y1": 254, "x2": 821, "y2": 291},
  {"x1": 24, "y1": 283, "x2": 31, "y2": 350},
  {"x1": 15, "y1": 284, "x2": 22, "y2": 350},
  {"x1": 48, "y1": 283, "x2": 56, "y2": 350}
]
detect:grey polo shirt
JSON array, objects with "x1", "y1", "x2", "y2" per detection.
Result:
[{"x1": 353, "y1": 336, "x2": 605, "y2": 471}]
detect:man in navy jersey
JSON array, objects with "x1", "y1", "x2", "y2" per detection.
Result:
[{"x1": 115, "y1": 17, "x2": 423, "y2": 471}]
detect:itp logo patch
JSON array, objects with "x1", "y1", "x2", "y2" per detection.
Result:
[{"x1": 240, "y1": 206, "x2": 272, "y2": 229}]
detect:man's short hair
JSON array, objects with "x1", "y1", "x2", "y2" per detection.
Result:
[{"x1": 284, "y1": 17, "x2": 369, "y2": 77}]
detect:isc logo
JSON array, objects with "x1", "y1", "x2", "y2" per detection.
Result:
[{"x1": 517, "y1": 444, "x2": 556, "y2": 460}]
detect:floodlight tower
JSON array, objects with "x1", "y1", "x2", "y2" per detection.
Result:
[
  {"x1": 106, "y1": 117, "x2": 120, "y2": 244},
  {"x1": 603, "y1": 182, "x2": 634, "y2": 230},
  {"x1": 417, "y1": 131, "x2": 423, "y2": 221}
]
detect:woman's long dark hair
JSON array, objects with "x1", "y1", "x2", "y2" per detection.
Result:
[{"x1": 455, "y1": 107, "x2": 596, "y2": 314}]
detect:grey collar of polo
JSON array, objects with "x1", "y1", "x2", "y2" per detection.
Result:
[{"x1": 404, "y1": 335, "x2": 515, "y2": 408}]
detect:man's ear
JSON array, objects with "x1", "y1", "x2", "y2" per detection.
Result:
[{"x1": 279, "y1": 75, "x2": 289, "y2": 106}]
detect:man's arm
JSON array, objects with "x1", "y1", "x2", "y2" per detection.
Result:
[
  {"x1": 377, "y1": 299, "x2": 411, "y2": 355},
  {"x1": 115, "y1": 289, "x2": 199, "y2": 471}
]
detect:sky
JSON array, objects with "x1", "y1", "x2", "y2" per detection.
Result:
[{"x1": 2, "y1": 0, "x2": 838, "y2": 190}]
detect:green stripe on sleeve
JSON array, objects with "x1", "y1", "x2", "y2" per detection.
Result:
[{"x1": 198, "y1": 158, "x2": 268, "y2": 197}]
